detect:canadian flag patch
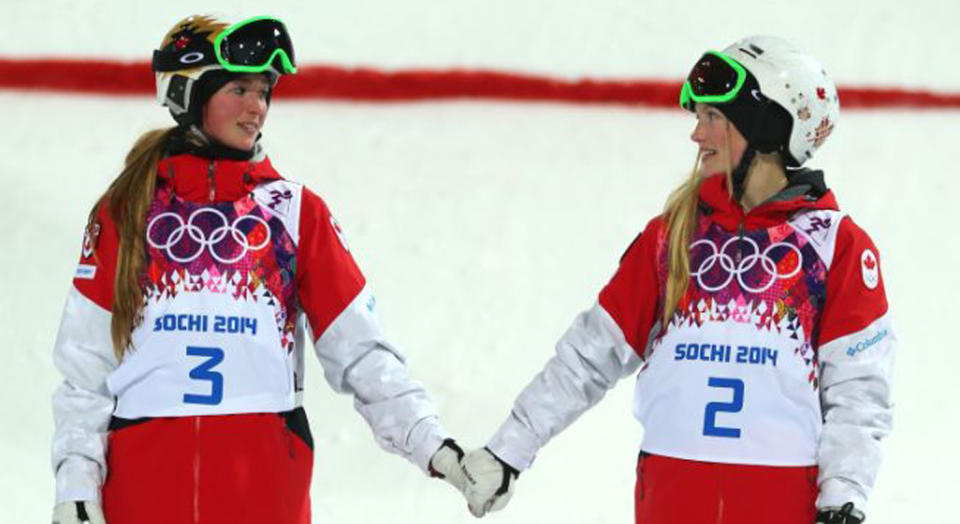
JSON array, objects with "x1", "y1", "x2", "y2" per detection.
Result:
[
  {"x1": 861, "y1": 249, "x2": 879, "y2": 290},
  {"x1": 330, "y1": 216, "x2": 350, "y2": 253},
  {"x1": 82, "y1": 222, "x2": 101, "y2": 259}
]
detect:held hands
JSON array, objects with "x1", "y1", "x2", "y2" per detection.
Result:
[
  {"x1": 430, "y1": 442, "x2": 518, "y2": 517},
  {"x1": 815, "y1": 502, "x2": 865, "y2": 524},
  {"x1": 429, "y1": 439, "x2": 469, "y2": 492},
  {"x1": 460, "y1": 448, "x2": 519, "y2": 518},
  {"x1": 52, "y1": 501, "x2": 106, "y2": 524}
]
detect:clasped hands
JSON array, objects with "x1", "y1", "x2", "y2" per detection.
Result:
[{"x1": 429, "y1": 440, "x2": 519, "y2": 518}]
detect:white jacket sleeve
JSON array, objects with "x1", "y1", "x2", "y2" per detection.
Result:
[
  {"x1": 486, "y1": 303, "x2": 641, "y2": 471},
  {"x1": 817, "y1": 314, "x2": 895, "y2": 511},
  {"x1": 51, "y1": 286, "x2": 118, "y2": 505},
  {"x1": 815, "y1": 217, "x2": 895, "y2": 512},
  {"x1": 311, "y1": 285, "x2": 447, "y2": 473}
]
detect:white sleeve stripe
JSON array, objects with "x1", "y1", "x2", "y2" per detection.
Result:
[
  {"x1": 487, "y1": 303, "x2": 642, "y2": 470},
  {"x1": 53, "y1": 287, "x2": 118, "y2": 389},
  {"x1": 818, "y1": 313, "x2": 895, "y2": 366},
  {"x1": 311, "y1": 285, "x2": 385, "y2": 392},
  {"x1": 52, "y1": 286, "x2": 118, "y2": 505},
  {"x1": 816, "y1": 312, "x2": 894, "y2": 512},
  {"x1": 310, "y1": 284, "x2": 445, "y2": 474}
]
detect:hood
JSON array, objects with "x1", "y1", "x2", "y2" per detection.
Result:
[{"x1": 698, "y1": 169, "x2": 839, "y2": 230}]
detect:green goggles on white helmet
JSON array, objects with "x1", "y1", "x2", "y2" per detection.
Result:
[
  {"x1": 679, "y1": 50, "x2": 747, "y2": 111},
  {"x1": 680, "y1": 36, "x2": 840, "y2": 167}
]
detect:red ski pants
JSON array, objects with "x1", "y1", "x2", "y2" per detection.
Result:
[
  {"x1": 634, "y1": 453, "x2": 818, "y2": 524},
  {"x1": 102, "y1": 410, "x2": 313, "y2": 524}
]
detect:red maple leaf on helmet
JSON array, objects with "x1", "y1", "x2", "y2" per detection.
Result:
[
  {"x1": 864, "y1": 253, "x2": 876, "y2": 270},
  {"x1": 810, "y1": 117, "x2": 834, "y2": 147},
  {"x1": 175, "y1": 36, "x2": 190, "y2": 50},
  {"x1": 816, "y1": 87, "x2": 827, "y2": 100}
]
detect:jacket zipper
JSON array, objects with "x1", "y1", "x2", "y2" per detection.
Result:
[
  {"x1": 736, "y1": 220, "x2": 745, "y2": 264},
  {"x1": 193, "y1": 417, "x2": 201, "y2": 524},
  {"x1": 207, "y1": 160, "x2": 216, "y2": 202},
  {"x1": 636, "y1": 453, "x2": 646, "y2": 502}
]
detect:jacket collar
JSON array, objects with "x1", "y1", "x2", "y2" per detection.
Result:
[
  {"x1": 166, "y1": 125, "x2": 265, "y2": 161},
  {"x1": 698, "y1": 169, "x2": 838, "y2": 230},
  {"x1": 156, "y1": 154, "x2": 282, "y2": 202}
]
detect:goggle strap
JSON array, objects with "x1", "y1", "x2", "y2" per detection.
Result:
[{"x1": 152, "y1": 49, "x2": 216, "y2": 72}]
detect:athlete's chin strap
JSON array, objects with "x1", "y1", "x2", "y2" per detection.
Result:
[
  {"x1": 729, "y1": 98, "x2": 780, "y2": 204},
  {"x1": 730, "y1": 146, "x2": 757, "y2": 204}
]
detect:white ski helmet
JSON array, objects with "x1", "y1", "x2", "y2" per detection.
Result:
[{"x1": 721, "y1": 35, "x2": 839, "y2": 166}]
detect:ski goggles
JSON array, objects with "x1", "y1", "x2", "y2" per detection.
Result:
[
  {"x1": 679, "y1": 50, "x2": 746, "y2": 111},
  {"x1": 214, "y1": 16, "x2": 297, "y2": 74}
]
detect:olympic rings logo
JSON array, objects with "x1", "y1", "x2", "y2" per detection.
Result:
[
  {"x1": 146, "y1": 207, "x2": 271, "y2": 264},
  {"x1": 690, "y1": 236, "x2": 802, "y2": 293}
]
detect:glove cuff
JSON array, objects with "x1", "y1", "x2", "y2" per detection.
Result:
[
  {"x1": 817, "y1": 502, "x2": 865, "y2": 524},
  {"x1": 482, "y1": 447, "x2": 519, "y2": 496},
  {"x1": 428, "y1": 439, "x2": 464, "y2": 478},
  {"x1": 483, "y1": 448, "x2": 519, "y2": 477}
]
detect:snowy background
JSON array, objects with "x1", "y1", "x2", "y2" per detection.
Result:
[{"x1": 1, "y1": 1, "x2": 958, "y2": 522}]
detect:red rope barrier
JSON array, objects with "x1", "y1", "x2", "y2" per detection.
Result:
[{"x1": 2, "y1": 58, "x2": 958, "y2": 108}]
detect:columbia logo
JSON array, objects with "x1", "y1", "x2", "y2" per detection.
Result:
[{"x1": 846, "y1": 330, "x2": 888, "y2": 357}]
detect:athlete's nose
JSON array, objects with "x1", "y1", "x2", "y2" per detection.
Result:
[
  {"x1": 243, "y1": 91, "x2": 267, "y2": 119},
  {"x1": 690, "y1": 118, "x2": 708, "y2": 144}
]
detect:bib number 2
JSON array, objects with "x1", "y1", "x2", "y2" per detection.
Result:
[
  {"x1": 183, "y1": 346, "x2": 224, "y2": 405},
  {"x1": 702, "y1": 377, "x2": 743, "y2": 438}
]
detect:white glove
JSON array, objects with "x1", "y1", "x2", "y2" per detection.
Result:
[
  {"x1": 52, "y1": 501, "x2": 106, "y2": 524},
  {"x1": 429, "y1": 439, "x2": 469, "y2": 492},
  {"x1": 461, "y1": 448, "x2": 518, "y2": 518}
]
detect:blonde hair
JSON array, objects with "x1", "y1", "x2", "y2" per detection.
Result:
[
  {"x1": 661, "y1": 121, "x2": 737, "y2": 325},
  {"x1": 87, "y1": 127, "x2": 177, "y2": 358},
  {"x1": 661, "y1": 162, "x2": 702, "y2": 326}
]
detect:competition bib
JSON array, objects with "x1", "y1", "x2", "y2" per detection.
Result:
[
  {"x1": 107, "y1": 185, "x2": 302, "y2": 418},
  {"x1": 635, "y1": 321, "x2": 821, "y2": 466},
  {"x1": 635, "y1": 211, "x2": 842, "y2": 466},
  {"x1": 109, "y1": 292, "x2": 296, "y2": 417}
]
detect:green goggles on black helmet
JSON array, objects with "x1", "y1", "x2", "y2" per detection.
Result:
[
  {"x1": 214, "y1": 16, "x2": 296, "y2": 74},
  {"x1": 153, "y1": 16, "x2": 297, "y2": 75},
  {"x1": 679, "y1": 50, "x2": 747, "y2": 111}
]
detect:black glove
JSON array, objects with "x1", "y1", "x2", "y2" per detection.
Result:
[{"x1": 816, "y1": 502, "x2": 865, "y2": 524}]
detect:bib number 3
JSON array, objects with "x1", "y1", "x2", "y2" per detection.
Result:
[
  {"x1": 702, "y1": 377, "x2": 744, "y2": 438},
  {"x1": 183, "y1": 346, "x2": 224, "y2": 405}
]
